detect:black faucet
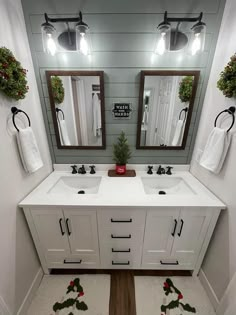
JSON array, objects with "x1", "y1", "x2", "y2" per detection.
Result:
[
  {"x1": 78, "y1": 165, "x2": 86, "y2": 174},
  {"x1": 157, "y1": 165, "x2": 165, "y2": 175},
  {"x1": 89, "y1": 165, "x2": 96, "y2": 174},
  {"x1": 166, "y1": 166, "x2": 173, "y2": 175},
  {"x1": 71, "y1": 165, "x2": 77, "y2": 174},
  {"x1": 147, "y1": 166, "x2": 153, "y2": 175}
]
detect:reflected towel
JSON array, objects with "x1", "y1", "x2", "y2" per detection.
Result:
[
  {"x1": 142, "y1": 107, "x2": 149, "y2": 131},
  {"x1": 200, "y1": 127, "x2": 231, "y2": 174},
  {"x1": 58, "y1": 120, "x2": 71, "y2": 145},
  {"x1": 92, "y1": 93, "x2": 102, "y2": 137},
  {"x1": 172, "y1": 120, "x2": 184, "y2": 146},
  {"x1": 16, "y1": 127, "x2": 43, "y2": 173}
]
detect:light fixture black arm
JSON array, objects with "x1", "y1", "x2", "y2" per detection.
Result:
[{"x1": 163, "y1": 11, "x2": 203, "y2": 23}]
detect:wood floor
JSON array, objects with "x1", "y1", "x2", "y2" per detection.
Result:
[{"x1": 52, "y1": 269, "x2": 191, "y2": 315}]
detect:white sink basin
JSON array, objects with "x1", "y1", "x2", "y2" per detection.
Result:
[
  {"x1": 141, "y1": 177, "x2": 196, "y2": 195},
  {"x1": 48, "y1": 176, "x2": 102, "y2": 195}
]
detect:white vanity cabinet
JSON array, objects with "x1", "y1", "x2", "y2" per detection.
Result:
[
  {"x1": 142, "y1": 207, "x2": 213, "y2": 270},
  {"x1": 23, "y1": 205, "x2": 221, "y2": 275},
  {"x1": 27, "y1": 208, "x2": 100, "y2": 272}
]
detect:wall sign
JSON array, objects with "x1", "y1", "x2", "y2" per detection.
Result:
[{"x1": 112, "y1": 103, "x2": 132, "y2": 119}]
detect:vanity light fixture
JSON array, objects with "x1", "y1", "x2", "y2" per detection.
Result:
[
  {"x1": 154, "y1": 11, "x2": 206, "y2": 55},
  {"x1": 41, "y1": 12, "x2": 91, "y2": 56}
]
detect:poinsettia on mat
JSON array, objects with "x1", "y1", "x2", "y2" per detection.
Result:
[
  {"x1": 161, "y1": 278, "x2": 196, "y2": 314},
  {"x1": 52, "y1": 278, "x2": 88, "y2": 314}
]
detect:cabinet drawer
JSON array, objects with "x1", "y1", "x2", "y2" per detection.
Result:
[
  {"x1": 47, "y1": 254, "x2": 100, "y2": 269},
  {"x1": 142, "y1": 253, "x2": 196, "y2": 270},
  {"x1": 98, "y1": 210, "x2": 146, "y2": 229},
  {"x1": 101, "y1": 248, "x2": 141, "y2": 269}
]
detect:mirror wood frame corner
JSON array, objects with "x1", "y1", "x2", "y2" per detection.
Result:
[
  {"x1": 46, "y1": 70, "x2": 106, "y2": 150},
  {"x1": 136, "y1": 70, "x2": 200, "y2": 150}
]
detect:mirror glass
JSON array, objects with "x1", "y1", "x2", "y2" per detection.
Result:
[
  {"x1": 46, "y1": 71, "x2": 105, "y2": 149},
  {"x1": 136, "y1": 71, "x2": 199, "y2": 149}
]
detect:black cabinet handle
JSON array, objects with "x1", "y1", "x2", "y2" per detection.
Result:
[
  {"x1": 66, "y1": 218, "x2": 71, "y2": 235},
  {"x1": 59, "y1": 218, "x2": 65, "y2": 235},
  {"x1": 64, "y1": 259, "x2": 82, "y2": 264},
  {"x1": 178, "y1": 219, "x2": 184, "y2": 237},
  {"x1": 171, "y1": 219, "x2": 178, "y2": 237},
  {"x1": 111, "y1": 234, "x2": 131, "y2": 239},
  {"x1": 111, "y1": 218, "x2": 132, "y2": 223},
  {"x1": 112, "y1": 248, "x2": 131, "y2": 253},
  {"x1": 112, "y1": 261, "x2": 130, "y2": 265},
  {"x1": 160, "y1": 260, "x2": 179, "y2": 265}
]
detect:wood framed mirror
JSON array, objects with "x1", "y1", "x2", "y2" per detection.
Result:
[
  {"x1": 46, "y1": 70, "x2": 106, "y2": 149},
  {"x1": 136, "y1": 70, "x2": 200, "y2": 150}
]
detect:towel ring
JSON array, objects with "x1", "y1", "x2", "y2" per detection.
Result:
[
  {"x1": 179, "y1": 107, "x2": 188, "y2": 122},
  {"x1": 56, "y1": 108, "x2": 65, "y2": 120},
  {"x1": 11, "y1": 107, "x2": 31, "y2": 132},
  {"x1": 214, "y1": 106, "x2": 235, "y2": 132}
]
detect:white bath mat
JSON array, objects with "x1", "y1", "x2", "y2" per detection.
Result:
[
  {"x1": 27, "y1": 274, "x2": 110, "y2": 315},
  {"x1": 135, "y1": 276, "x2": 215, "y2": 315}
]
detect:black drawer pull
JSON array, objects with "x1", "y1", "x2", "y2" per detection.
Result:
[
  {"x1": 111, "y1": 234, "x2": 131, "y2": 239},
  {"x1": 112, "y1": 260, "x2": 130, "y2": 265},
  {"x1": 64, "y1": 259, "x2": 82, "y2": 264},
  {"x1": 171, "y1": 219, "x2": 178, "y2": 237},
  {"x1": 111, "y1": 218, "x2": 132, "y2": 223},
  {"x1": 59, "y1": 218, "x2": 65, "y2": 235},
  {"x1": 178, "y1": 219, "x2": 184, "y2": 237},
  {"x1": 160, "y1": 260, "x2": 179, "y2": 265},
  {"x1": 112, "y1": 248, "x2": 131, "y2": 253}
]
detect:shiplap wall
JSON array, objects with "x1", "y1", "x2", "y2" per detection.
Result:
[{"x1": 21, "y1": 0, "x2": 226, "y2": 164}]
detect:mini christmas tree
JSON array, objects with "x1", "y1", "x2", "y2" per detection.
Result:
[{"x1": 113, "y1": 131, "x2": 131, "y2": 165}]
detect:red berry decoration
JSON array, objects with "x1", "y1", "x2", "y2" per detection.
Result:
[
  {"x1": 178, "y1": 293, "x2": 183, "y2": 300},
  {"x1": 163, "y1": 282, "x2": 169, "y2": 288},
  {"x1": 70, "y1": 281, "x2": 74, "y2": 287},
  {"x1": 78, "y1": 292, "x2": 84, "y2": 297}
]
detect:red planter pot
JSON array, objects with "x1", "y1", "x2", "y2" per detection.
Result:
[{"x1": 116, "y1": 164, "x2": 126, "y2": 175}]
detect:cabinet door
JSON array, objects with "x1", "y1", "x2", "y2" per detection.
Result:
[
  {"x1": 171, "y1": 208, "x2": 212, "y2": 267},
  {"x1": 142, "y1": 209, "x2": 180, "y2": 266},
  {"x1": 31, "y1": 209, "x2": 70, "y2": 263},
  {"x1": 64, "y1": 210, "x2": 99, "y2": 255}
]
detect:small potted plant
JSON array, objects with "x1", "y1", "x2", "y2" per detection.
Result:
[{"x1": 113, "y1": 131, "x2": 132, "y2": 175}]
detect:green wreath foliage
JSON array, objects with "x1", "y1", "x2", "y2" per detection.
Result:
[
  {"x1": 217, "y1": 54, "x2": 236, "y2": 98},
  {"x1": 0, "y1": 47, "x2": 29, "y2": 100},
  {"x1": 51, "y1": 76, "x2": 65, "y2": 104},
  {"x1": 179, "y1": 76, "x2": 194, "y2": 103}
]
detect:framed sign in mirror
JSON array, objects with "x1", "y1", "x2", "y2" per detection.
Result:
[
  {"x1": 46, "y1": 70, "x2": 106, "y2": 149},
  {"x1": 136, "y1": 70, "x2": 200, "y2": 150}
]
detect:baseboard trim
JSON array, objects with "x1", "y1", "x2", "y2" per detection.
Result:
[
  {"x1": 198, "y1": 268, "x2": 219, "y2": 310},
  {"x1": 17, "y1": 268, "x2": 43, "y2": 315}
]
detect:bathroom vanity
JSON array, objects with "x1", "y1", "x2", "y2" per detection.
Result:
[{"x1": 20, "y1": 165, "x2": 225, "y2": 275}]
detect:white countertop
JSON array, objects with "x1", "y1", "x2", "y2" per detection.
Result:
[{"x1": 19, "y1": 166, "x2": 226, "y2": 209}]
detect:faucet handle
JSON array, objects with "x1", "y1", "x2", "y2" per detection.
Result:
[
  {"x1": 71, "y1": 165, "x2": 77, "y2": 174},
  {"x1": 90, "y1": 165, "x2": 96, "y2": 174},
  {"x1": 166, "y1": 166, "x2": 173, "y2": 175},
  {"x1": 147, "y1": 165, "x2": 153, "y2": 175}
]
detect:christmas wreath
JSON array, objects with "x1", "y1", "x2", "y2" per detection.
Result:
[
  {"x1": 51, "y1": 76, "x2": 65, "y2": 104},
  {"x1": 0, "y1": 47, "x2": 29, "y2": 100},
  {"x1": 179, "y1": 76, "x2": 194, "y2": 103},
  {"x1": 217, "y1": 54, "x2": 236, "y2": 98}
]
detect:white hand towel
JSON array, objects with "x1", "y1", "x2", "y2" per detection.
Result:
[
  {"x1": 58, "y1": 120, "x2": 71, "y2": 145},
  {"x1": 200, "y1": 127, "x2": 231, "y2": 174},
  {"x1": 16, "y1": 127, "x2": 43, "y2": 173},
  {"x1": 92, "y1": 93, "x2": 102, "y2": 137},
  {"x1": 142, "y1": 108, "x2": 149, "y2": 131},
  {"x1": 172, "y1": 120, "x2": 184, "y2": 146}
]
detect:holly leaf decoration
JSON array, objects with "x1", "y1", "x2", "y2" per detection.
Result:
[
  {"x1": 76, "y1": 301, "x2": 88, "y2": 311},
  {"x1": 179, "y1": 302, "x2": 196, "y2": 313},
  {"x1": 53, "y1": 298, "x2": 75, "y2": 312}
]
